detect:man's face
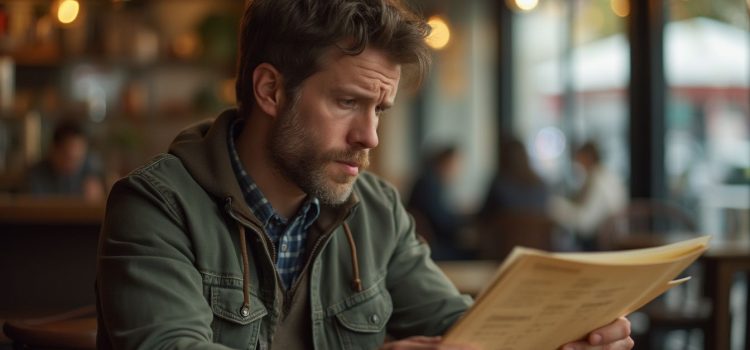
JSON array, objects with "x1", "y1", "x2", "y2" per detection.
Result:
[
  {"x1": 51, "y1": 136, "x2": 88, "y2": 176},
  {"x1": 268, "y1": 47, "x2": 401, "y2": 205},
  {"x1": 574, "y1": 151, "x2": 594, "y2": 172}
]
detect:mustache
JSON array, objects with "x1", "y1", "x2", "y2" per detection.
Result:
[{"x1": 324, "y1": 149, "x2": 370, "y2": 169}]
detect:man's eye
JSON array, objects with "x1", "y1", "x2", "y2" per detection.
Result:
[{"x1": 339, "y1": 99, "x2": 357, "y2": 108}]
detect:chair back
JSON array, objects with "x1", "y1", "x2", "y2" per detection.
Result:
[
  {"x1": 406, "y1": 207, "x2": 436, "y2": 244},
  {"x1": 2, "y1": 305, "x2": 96, "y2": 350},
  {"x1": 597, "y1": 199, "x2": 698, "y2": 250},
  {"x1": 476, "y1": 210, "x2": 555, "y2": 260}
]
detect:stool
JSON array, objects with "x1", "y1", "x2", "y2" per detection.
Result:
[{"x1": 2, "y1": 306, "x2": 96, "y2": 350}]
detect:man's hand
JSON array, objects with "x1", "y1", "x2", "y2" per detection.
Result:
[
  {"x1": 380, "y1": 336, "x2": 477, "y2": 350},
  {"x1": 385, "y1": 317, "x2": 632, "y2": 350},
  {"x1": 559, "y1": 317, "x2": 634, "y2": 350}
]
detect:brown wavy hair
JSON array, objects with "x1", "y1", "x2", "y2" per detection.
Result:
[{"x1": 235, "y1": 0, "x2": 432, "y2": 115}]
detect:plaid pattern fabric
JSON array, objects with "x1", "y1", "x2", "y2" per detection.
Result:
[{"x1": 227, "y1": 119, "x2": 320, "y2": 289}]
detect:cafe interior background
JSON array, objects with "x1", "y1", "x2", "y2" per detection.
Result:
[{"x1": 0, "y1": 0, "x2": 748, "y2": 349}]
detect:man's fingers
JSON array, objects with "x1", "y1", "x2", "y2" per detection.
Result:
[
  {"x1": 407, "y1": 336, "x2": 443, "y2": 344},
  {"x1": 561, "y1": 337, "x2": 634, "y2": 350},
  {"x1": 559, "y1": 317, "x2": 634, "y2": 350},
  {"x1": 588, "y1": 317, "x2": 631, "y2": 345},
  {"x1": 617, "y1": 337, "x2": 636, "y2": 349},
  {"x1": 381, "y1": 336, "x2": 478, "y2": 350},
  {"x1": 382, "y1": 336, "x2": 441, "y2": 348}
]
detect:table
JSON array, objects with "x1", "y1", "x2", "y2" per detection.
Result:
[
  {"x1": 0, "y1": 196, "x2": 104, "y2": 319},
  {"x1": 436, "y1": 260, "x2": 499, "y2": 296},
  {"x1": 612, "y1": 234, "x2": 750, "y2": 349},
  {"x1": 702, "y1": 240, "x2": 750, "y2": 350}
]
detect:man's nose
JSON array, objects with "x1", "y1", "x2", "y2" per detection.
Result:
[{"x1": 348, "y1": 110, "x2": 379, "y2": 149}]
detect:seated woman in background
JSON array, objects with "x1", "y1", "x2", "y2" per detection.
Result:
[
  {"x1": 477, "y1": 137, "x2": 553, "y2": 259},
  {"x1": 25, "y1": 119, "x2": 105, "y2": 202},
  {"x1": 406, "y1": 146, "x2": 472, "y2": 260},
  {"x1": 479, "y1": 137, "x2": 550, "y2": 216}
]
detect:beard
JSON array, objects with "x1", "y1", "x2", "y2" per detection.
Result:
[{"x1": 268, "y1": 100, "x2": 369, "y2": 206}]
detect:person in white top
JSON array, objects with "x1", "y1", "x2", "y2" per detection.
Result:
[{"x1": 549, "y1": 141, "x2": 627, "y2": 250}]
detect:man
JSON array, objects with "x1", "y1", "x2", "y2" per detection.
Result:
[
  {"x1": 26, "y1": 119, "x2": 104, "y2": 201},
  {"x1": 96, "y1": 1, "x2": 634, "y2": 349}
]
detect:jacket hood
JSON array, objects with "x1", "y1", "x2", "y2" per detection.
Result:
[{"x1": 168, "y1": 110, "x2": 251, "y2": 214}]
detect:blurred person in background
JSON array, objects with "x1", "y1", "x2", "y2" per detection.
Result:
[
  {"x1": 25, "y1": 119, "x2": 105, "y2": 201},
  {"x1": 479, "y1": 137, "x2": 550, "y2": 216},
  {"x1": 95, "y1": 0, "x2": 633, "y2": 349},
  {"x1": 407, "y1": 145, "x2": 472, "y2": 260},
  {"x1": 549, "y1": 141, "x2": 627, "y2": 250},
  {"x1": 476, "y1": 137, "x2": 554, "y2": 259}
]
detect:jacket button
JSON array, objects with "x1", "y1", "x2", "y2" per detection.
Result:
[
  {"x1": 240, "y1": 305, "x2": 250, "y2": 317},
  {"x1": 369, "y1": 314, "x2": 379, "y2": 324}
]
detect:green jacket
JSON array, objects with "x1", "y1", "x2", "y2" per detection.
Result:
[{"x1": 95, "y1": 109, "x2": 472, "y2": 349}]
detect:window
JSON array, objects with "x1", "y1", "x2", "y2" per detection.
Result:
[
  {"x1": 664, "y1": 0, "x2": 750, "y2": 238},
  {"x1": 512, "y1": 0, "x2": 629, "y2": 188}
]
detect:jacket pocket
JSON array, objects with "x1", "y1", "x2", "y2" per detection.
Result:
[
  {"x1": 209, "y1": 286, "x2": 267, "y2": 349},
  {"x1": 333, "y1": 287, "x2": 393, "y2": 350}
]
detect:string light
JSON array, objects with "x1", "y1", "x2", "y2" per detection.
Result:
[
  {"x1": 425, "y1": 16, "x2": 450, "y2": 50},
  {"x1": 57, "y1": 0, "x2": 80, "y2": 24},
  {"x1": 611, "y1": 0, "x2": 630, "y2": 17},
  {"x1": 514, "y1": 0, "x2": 539, "y2": 11}
]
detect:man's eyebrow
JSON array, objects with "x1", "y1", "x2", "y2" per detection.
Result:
[
  {"x1": 331, "y1": 85, "x2": 379, "y2": 98},
  {"x1": 330, "y1": 84, "x2": 397, "y2": 110}
]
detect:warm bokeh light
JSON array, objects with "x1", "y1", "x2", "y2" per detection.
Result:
[
  {"x1": 425, "y1": 16, "x2": 450, "y2": 50},
  {"x1": 514, "y1": 0, "x2": 539, "y2": 11},
  {"x1": 220, "y1": 78, "x2": 237, "y2": 104},
  {"x1": 611, "y1": 0, "x2": 630, "y2": 17},
  {"x1": 57, "y1": 0, "x2": 80, "y2": 24},
  {"x1": 173, "y1": 33, "x2": 200, "y2": 59}
]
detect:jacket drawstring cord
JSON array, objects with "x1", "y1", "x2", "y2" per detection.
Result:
[
  {"x1": 238, "y1": 224, "x2": 251, "y2": 314},
  {"x1": 343, "y1": 223, "x2": 363, "y2": 293}
]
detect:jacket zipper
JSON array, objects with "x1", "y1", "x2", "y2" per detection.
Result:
[
  {"x1": 224, "y1": 197, "x2": 282, "y2": 287},
  {"x1": 286, "y1": 208, "x2": 356, "y2": 301},
  {"x1": 281, "y1": 227, "x2": 334, "y2": 316},
  {"x1": 226, "y1": 196, "x2": 358, "y2": 316}
]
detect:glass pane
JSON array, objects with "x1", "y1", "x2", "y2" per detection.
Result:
[
  {"x1": 512, "y1": 0, "x2": 629, "y2": 192},
  {"x1": 665, "y1": 0, "x2": 750, "y2": 240}
]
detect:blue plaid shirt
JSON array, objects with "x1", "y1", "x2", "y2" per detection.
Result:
[{"x1": 227, "y1": 119, "x2": 320, "y2": 290}]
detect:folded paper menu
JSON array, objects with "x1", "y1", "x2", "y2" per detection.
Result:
[{"x1": 443, "y1": 236, "x2": 711, "y2": 350}]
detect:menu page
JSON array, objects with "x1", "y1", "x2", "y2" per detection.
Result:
[{"x1": 443, "y1": 237, "x2": 709, "y2": 350}]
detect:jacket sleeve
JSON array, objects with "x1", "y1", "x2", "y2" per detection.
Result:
[
  {"x1": 384, "y1": 185, "x2": 473, "y2": 338},
  {"x1": 96, "y1": 174, "x2": 230, "y2": 350}
]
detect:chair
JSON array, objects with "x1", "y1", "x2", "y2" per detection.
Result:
[
  {"x1": 596, "y1": 199, "x2": 709, "y2": 350},
  {"x1": 407, "y1": 207, "x2": 436, "y2": 245},
  {"x1": 476, "y1": 210, "x2": 555, "y2": 261},
  {"x1": 596, "y1": 198, "x2": 698, "y2": 251},
  {"x1": 2, "y1": 305, "x2": 96, "y2": 350}
]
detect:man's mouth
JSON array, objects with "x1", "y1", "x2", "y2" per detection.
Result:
[{"x1": 336, "y1": 160, "x2": 360, "y2": 176}]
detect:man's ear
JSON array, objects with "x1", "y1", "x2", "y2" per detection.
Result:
[{"x1": 252, "y1": 63, "x2": 286, "y2": 117}]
